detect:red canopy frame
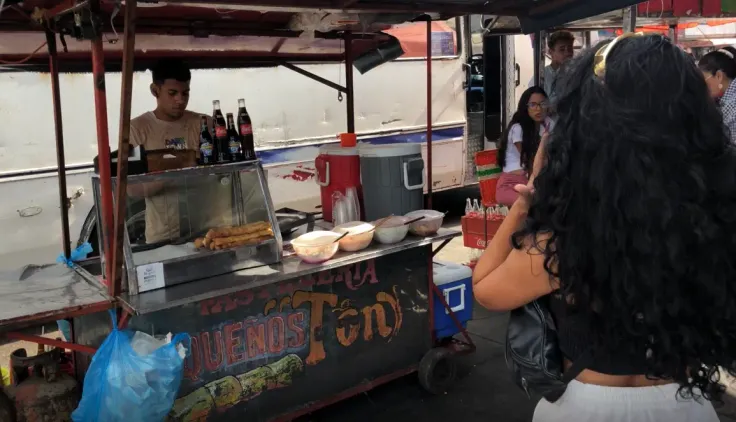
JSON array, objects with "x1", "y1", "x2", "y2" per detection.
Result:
[
  {"x1": 0, "y1": 0, "x2": 451, "y2": 300},
  {"x1": 0, "y1": 0, "x2": 674, "y2": 319}
]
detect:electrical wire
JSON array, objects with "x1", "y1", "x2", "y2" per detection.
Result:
[
  {"x1": 214, "y1": 7, "x2": 238, "y2": 14},
  {"x1": 0, "y1": 41, "x2": 48, "y2": 65}
]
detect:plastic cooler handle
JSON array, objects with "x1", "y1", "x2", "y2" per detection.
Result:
[
  {"x1": 315, "y1": 157, "x2": 330, "y2": 187},
  {"x1": 443, "y1": 284, "x2": 466, "y2": 314},
  {"x1": 403, "y1": 158, "x2": 425, "y2": 190}
]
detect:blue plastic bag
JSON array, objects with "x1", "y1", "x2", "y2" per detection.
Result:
[
  {"x1": 72, "y1": 310, "x2": 190, "y2": 422},
  {"x1": 57, "y1": 242, "x2": 93, "y2": 268}
]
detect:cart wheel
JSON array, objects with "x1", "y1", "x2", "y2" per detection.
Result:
[
  {"x1": 0, "y1": 389, "x2": 16, "y2": 422},
  {"x1": 418, "y1": 347, "x2": 458, "y2": 395}
]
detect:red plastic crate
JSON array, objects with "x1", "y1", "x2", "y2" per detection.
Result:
[{"x1": 461, "y1": 215, "x2": 503, "y2": 249}]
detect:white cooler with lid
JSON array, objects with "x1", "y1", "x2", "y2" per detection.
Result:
[
  {"x1": 359, "y1": 144, "x2": 425, "y2": 221},
  {"x1": 432, "y1": 260, "x2": 473, "y2": 339}
]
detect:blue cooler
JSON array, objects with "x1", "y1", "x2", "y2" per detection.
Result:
[{"x1": 432, "y1": 260, "x2": 473, "y2": 339}]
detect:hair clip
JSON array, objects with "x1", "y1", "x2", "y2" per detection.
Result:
[{"x1": 593, "y1": 32, "x2": 645, "y2": 78}]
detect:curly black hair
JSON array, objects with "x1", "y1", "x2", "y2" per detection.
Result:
[
  {"x1": 514, "y1": 34, "x2": 736, "y2": 400},
  {"x1": 497, "y1": 86, "x2": 548, "y2": 172}
]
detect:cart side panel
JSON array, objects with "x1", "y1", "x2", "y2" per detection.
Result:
[{"x1": 128, "y1": 246, "x2": 431, "y2": 421}]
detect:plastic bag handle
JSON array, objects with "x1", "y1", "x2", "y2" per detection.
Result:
[
  {"x1": 171, "y1": 333, "x2": 191, "y2": 348},
  {"x1": 108, "y1": 309, "x2": 118, "y2": 331}
]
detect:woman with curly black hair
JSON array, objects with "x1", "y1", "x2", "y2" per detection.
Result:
[
  {"x1": 495, "y1": 86, "x2": 552, "y2": 207},
  {"x1": 472, "y1": 33, "x2": 735, "y2": 421}
]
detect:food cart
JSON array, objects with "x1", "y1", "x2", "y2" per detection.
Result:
[{"x1": 0, "y1": 0, "x2": 658, "y2": 420}]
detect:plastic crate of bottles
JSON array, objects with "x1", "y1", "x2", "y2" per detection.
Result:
[{"x1": 462, "y1": 198, "x2": 507, "y2": 263}]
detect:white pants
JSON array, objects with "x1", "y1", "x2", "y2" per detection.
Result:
[{"x1": 533, "y1": 380, "x2": 719, "y2": 422}]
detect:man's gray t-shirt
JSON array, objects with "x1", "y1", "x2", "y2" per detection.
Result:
[{"x1": 528, "y1": 65, "x2": 560, "y2": 106}]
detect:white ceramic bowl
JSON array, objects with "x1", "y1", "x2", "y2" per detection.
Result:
[
  {"x1": 404, "y1": 210, "x2": 445, "y2": 236},
  {"x1": 291, "y1": 231, "x2": 341, "y2": 263},
  {"x1": 333, "y1": 221, "x2": 375, "y2": 252},
  {"x1": 373, "y1": 216, "x2": 410, "y2": 244}
]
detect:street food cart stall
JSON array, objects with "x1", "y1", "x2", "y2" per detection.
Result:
[{"x1": 0, "y1": 0, "x2": 659, "y2": 420}]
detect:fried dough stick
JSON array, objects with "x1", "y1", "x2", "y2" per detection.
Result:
[{"x1": 205, "y1": 221, "x2": 270, "y2": 240}]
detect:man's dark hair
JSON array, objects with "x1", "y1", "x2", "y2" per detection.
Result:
[
  {"x1": 547, "y1": 31, "x2": 574, "y2": 50},
  {"x1": 699, "y1": 46, "x2": 736, "y2": 79},
  {"x1": 150, "y1": 58, "x2": 191, "y2": 85}
]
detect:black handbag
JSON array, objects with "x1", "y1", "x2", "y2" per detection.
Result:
[{"x1": 505, "y1": 296, "x2": 592, "y2": 402}]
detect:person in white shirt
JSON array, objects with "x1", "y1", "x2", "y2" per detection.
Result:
[
  {"x1": 495, "y1": 86, "x2": 553, "y2": 207},
  {"x1": 528, "y1": 31, "x2": 575, "y2": 108}
]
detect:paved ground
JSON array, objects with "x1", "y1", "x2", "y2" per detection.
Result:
[{"x1": 2, "y1": 187, "x2": 735, "y2": 421}]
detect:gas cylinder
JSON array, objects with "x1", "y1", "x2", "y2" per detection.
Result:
[
  {"x1": 0, "y1": 389, "x2": 15, "y2": 422},
  {"x1": 5, "y1": 348, "x2": 79, "y2": 422}
]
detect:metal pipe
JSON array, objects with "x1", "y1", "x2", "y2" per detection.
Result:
[
  {"x1": 91, "y1": 32, "x2": 114, "y2": 286},
  {"x1": 279, "y1": 61, "x2": 347, "y2": 93},
  {"x1": 4, "y1": 332, "x2": 97, "y2": 355},
  {"x1": 110, "y1": 0, "x2": 137, "y2": 297},
  {"x1": 623, "y1": 5, "x2": 637, "y2": 33},
  {"x1": 44, "y1": 0, "x2": 90, "y2": 19},
  {"x1": 344, "y1": 31, "x2": 355, "y2": 133},
  {"x1": 426, "y1": 19, "x2": 433, "y2": 209},
  {"x1": 533, "y1": 31, "x2": 543, "y2": 87},
  {"x1": 46, "y1": 30, "x2": 71, "y2": 260},
  {"x1": 669, "y1": 24, "x2": 678, "y2": 44}
]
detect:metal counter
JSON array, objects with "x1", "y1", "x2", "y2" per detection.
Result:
[
  {"x1": 0, "y1": 263, "x2": 114, "y2": 332},
  {"x1": 119, "y1": 229, "x2": 460, "y2": 315}
]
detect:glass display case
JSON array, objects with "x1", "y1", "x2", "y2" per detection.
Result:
[{"x1": 92, "y1": 161, "x2": 282, "y2": 294}]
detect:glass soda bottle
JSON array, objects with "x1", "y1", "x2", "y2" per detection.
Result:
[
  {"x1": 197, "y1": 116, "x2": 215, "y2": 165},
  {"x1": 226, "y1": 113, "x2": 243, "y2": 161},
  {"x1": 212, "y1": 100, "x2": 229, "y2": 163},
  {"x1": 237, "y1": 99, "x2": 257, "y2": 161}
]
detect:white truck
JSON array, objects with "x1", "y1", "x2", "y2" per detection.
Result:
[{"x1": 0, "y1": 16, "x2": 518, "y2": 269}]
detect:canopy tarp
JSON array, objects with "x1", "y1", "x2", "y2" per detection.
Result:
[{"x1": 0, "y1": 0, "x2": 660, "y2": 71}]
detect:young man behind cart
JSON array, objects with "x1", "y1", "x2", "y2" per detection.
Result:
[
  {"x1": 128, "y1": 58, "x2": 230, "y2": 245},
  {"x1": 528, "y1": 30, "x2": 575, "y2": 108}
]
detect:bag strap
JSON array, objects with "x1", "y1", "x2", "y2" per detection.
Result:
[{"x1": 561, "y1": 347, "x2": 593, "y2": 383}]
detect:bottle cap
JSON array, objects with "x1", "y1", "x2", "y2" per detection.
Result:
[{"x1": 339, "y1": 133, "x2": 357, "y2": 148}]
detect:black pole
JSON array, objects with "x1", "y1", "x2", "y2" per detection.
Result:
[
  {"x1": 533, "y1": 31, "x2": 543, "y2": 87},
  {"x1": 46, "y1": 30, "x2": 72, "y2": 260},
  {"x1": 345, "y1": 31, "x2": 356, "y2": 133}
]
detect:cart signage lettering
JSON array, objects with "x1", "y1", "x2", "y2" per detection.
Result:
[
  {"x1": 184, "y1": 311, "x2": 308, "y2": 381},
  {"x1": 184, "y1": 284, "x2": 403, "y2": 380},
  {"x1": 198, "y1": 259, "x2": 378, "y2": 317},
  {"x1": 139, "y1": 249, "x2": 430, "y2": 422}
]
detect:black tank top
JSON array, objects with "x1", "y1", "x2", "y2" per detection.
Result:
[{"x1": 549, "y1": 294, "x2": 649, "y2": 376}]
